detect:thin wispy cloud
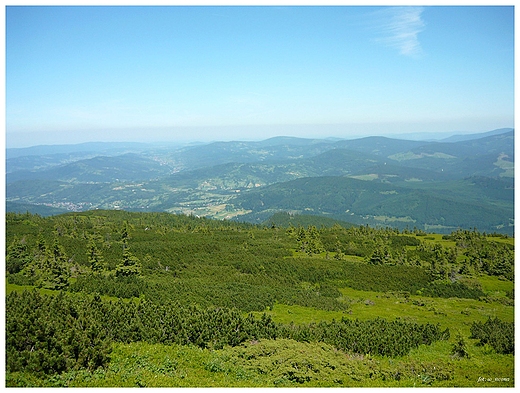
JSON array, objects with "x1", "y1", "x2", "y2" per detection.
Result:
[{"x1": 372, "y1": 7, "x2": 425, "y2": 57}]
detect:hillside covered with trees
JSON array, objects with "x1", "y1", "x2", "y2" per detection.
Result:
[
  {"x1": 6, "y1": 129, "x2": 514, "y2": 235},
  {"x1": 5, "y1": 210, "x2": 514, "y2": 387}
]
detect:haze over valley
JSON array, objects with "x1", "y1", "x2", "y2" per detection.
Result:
[{"x1": 6, "y1": 127, "x2": 514, "y2": 235}]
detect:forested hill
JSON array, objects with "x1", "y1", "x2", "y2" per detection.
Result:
[
  {"x1": 5, "y1": 209, "x2": 514, "y2": 387},
  {"x1": 5, "y1": 128, "x2": 514, "y2": 234},
  {"x1": 232, "y1": 176, "x2": 514, "y2": 233},
  {"x1": 6, "y1": 209, "x2": 514, "y2": 306}
]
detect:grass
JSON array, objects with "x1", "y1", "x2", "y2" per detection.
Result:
[
  {"x1": 254, "y1": 286, "x2": 513, "y2": 338},
  {"x1": 6, "y1": 281, "x2": 514, "y2": 388},
  {"x1": 478, "y1": 274, "x2": 514, "y2": 296},
  {"x1": 10, "y1": 342, "x2": 270, "y2": 388},
  {"x1": 14, "y1": 337, "x2": 512, "y2": 387},
  {"x1": 487, "y1": 235, "x2": 515, "y2": 246},
  {"x1": 243, "y1": 282, "x2": 514, "y2": 386},
  {"x1": 341, "y1": 286, "x2": 514, "y2": 326},
  {"x1": 5, "y1": 235, "x2": 514, "y2": 387},
  {"x1": 494, "y1": 154, "x2": 514, "y2": 178},
  {"x1": 6, "y1": 282, "x2": 57, "y2": 297},
  {"x1": 419, "y1": 233, "x2": 454, "y2": 245},
  {"x1": 251, "y1": 303, "x2": 349, "y2": 325}
]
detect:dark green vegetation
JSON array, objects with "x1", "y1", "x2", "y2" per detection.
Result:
[
  {"x1": 5, "y1": 210, "x2": 514, "y2": 387},
  {"x1": 470, "y1": 317, "x2": 515, "y2": 355},
  {"x1": 6, "y1": 128, "x2": 514, "y2": 234},
  {"x1": 234, "y1": 175, "x2": 513, "y2": 232}
]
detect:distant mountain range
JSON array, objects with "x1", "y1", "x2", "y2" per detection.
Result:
[
  {"x1": 438, "y1": 128, "x2": 514, "y2": 143},
  {"x1": 6, "y1": 128, "x2": 514, "y2": 234}
]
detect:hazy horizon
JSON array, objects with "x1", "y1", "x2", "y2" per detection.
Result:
[
  {"x1": 6, "y1": 125, "x2": 513, "y2": 150},
  {"x1": 6, "y1": 6, "x2": 514, "y2": 148}
]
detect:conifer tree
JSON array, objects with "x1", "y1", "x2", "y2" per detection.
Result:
[
  {"x1": 368, "y1": 243, "x2": 391, "y2": 265},
  {"x1": 115, "y1": 244, "x2": 141, "y2": 277},
  {"x1": 37, "y1": 239, "x2": 70, "y2": 290},
  {"x1": 6, "y1": 237, "x2": 32, "y2": 274},
  {"x1": 36, "y1": 231, "x2": 46, "y2": 255},
  {"x1": 121, "y1": 221, "x2": 129, "y2": 243},
  {"x1": 87, "y1": 237, "x2": 105, "y2": 274},
  {"x1": 451, "y1": 333, "x2": 470, "y2": 358}
]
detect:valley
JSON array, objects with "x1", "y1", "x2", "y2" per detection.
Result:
[{"x1": 6, "y1": 128, "x2": 514, "y2": 234}]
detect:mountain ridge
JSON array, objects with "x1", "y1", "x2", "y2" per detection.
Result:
[
  {"x1": 5, "y1": 128, "x2": 514, "y2": 234},
  {"x1": 439, "y1": 127, "x2": 514, "y2": 143}
]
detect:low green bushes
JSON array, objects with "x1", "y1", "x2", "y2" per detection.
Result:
[
  {"x1": 422, "y1": 281, "x2": 485, "y2": 300},
  {"x1": 6, "y1": 290, "x2": 111, "y2": 376},
  {"x1": 280, "y1": 317, "x2": 449, "y2": 358},
  {"x1": 6, "y1": 289, "x2": 450, "y2": 378},
  {"x1": 470, "y1": 317, "x2": 514, "y2": 354}
]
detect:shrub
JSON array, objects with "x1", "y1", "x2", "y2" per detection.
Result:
[
  {"x1": 422, "y1": 281, "x2": 485, "y2": 300},
  {"x1": 451, "y1": 333, "x2": 470, "y2": 358},
  {"x1": 279, "y1": 317, "x2": 449, "y2": 358},
  {"x1": 470, "y1": 317, "x2": 514, "y2": 354},
  {"x1": 68, "y1": 274, "x2": 147, "y2": 299},
  {"x1": 6, "y1": 290, "x2": 112, "y2": 375}
]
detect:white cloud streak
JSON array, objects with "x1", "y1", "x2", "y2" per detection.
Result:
[{"x1": 373, "y1": 6, "x2": 425, "y2": 57}]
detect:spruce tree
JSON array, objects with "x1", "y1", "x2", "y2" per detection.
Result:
[
  {"x1": 87, "y1": 238, "x2": 105, "y2": 274},
  {"x1": 6, "y1": 237, "x2": 32, "y2": 274},
  {"x1": 115, "y1": 241, "x2": 141, "y2": 277}
]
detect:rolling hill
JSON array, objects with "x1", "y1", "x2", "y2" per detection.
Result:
[
  {"x1": 7, "y1": 153, "x2": 173, "y2": 183},
  {"x1": 230, "y1": 176, "x2": 513, "y2": 233},
  {"x1": 5, "y1": 128, "x2": 514, "y2": 234}
]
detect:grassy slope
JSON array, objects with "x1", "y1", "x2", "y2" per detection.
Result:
[
  {"x1": 5, "y1": 212, "x2": 514, "y2": 387},
  {"x1": 8, "y1": 338, "x2": 514, "y2": 388},
  {"x1": 6, "y1": 275, "x2": 514, "y2": 388}
]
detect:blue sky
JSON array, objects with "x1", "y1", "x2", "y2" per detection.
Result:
[{"x1": 5, "y1": 5, "x2": 514, "y2": 147}]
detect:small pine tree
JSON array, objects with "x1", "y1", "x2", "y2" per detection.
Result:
[
  {"x1": 121, "y1": 222, "x2": 129, "y2": 242},
  {"x1": 115, "y1": 247, "x2": 141, "y2": 277},
  {"x1": 367, "y1": 244, "x2": 391, "y2": 265},
  {"x1": 87, "y1": 238, "x2": 105, "y2": 274},
  {"x1": 38, "y1": 240, "x2": 70, "y2": 290},
  {"x1": 6, "y1": 237, "x2": 32, "y2": 274},
  {"x1": 451, "y1": 333, "x2": 470, "y2": 358},
  {"x1": 36, "y1": 232, "x2": 46, "y2": 254}
]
